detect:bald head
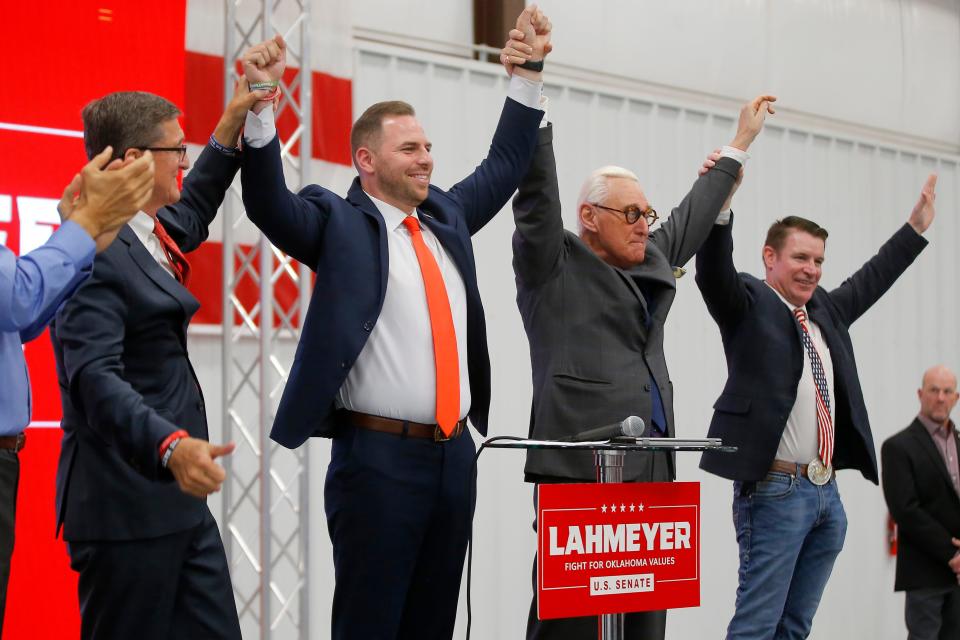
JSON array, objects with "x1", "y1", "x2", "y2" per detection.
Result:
[{"x1": 917, "y1": 365, "x2": 959, "y2": 426}]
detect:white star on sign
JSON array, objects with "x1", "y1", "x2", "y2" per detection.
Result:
[
  {"x1": 629, "y1": 503, "x2": 636, "y2": 512},
  {"x1": 601, "y1": 504, "x2": 608, "y2": 513},
  {"x1": 620, "y1": 504, "x2": 626, "y2": 513},
  {"x1": 637, "y1": 503, "x2": 645, "y2": 512}
]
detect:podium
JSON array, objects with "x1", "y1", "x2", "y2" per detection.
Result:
[{"x1": 483, "y1": 436, "x2": 735, "y2": 640}]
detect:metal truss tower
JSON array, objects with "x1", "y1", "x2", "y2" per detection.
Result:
[{"x1": 221, "y1": 1, "x2": 312, "y2": 638}]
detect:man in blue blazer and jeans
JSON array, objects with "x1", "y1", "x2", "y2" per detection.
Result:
[
  {"x1": 239, "y1": 8, "x2": 550, "y2": 638},
  {"x1": 695, "y1": 169, "x2": 937, "y2": 639}
]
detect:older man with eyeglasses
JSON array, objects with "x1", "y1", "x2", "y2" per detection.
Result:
[{"x1": 506, "y1": 83, "x2": 773, "y2": 636}]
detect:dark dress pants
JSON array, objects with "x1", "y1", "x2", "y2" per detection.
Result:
[
  {"x1": 0, "y1": 449, "x2": 18, "y2": 637},
  {"x1": 526, "y1": 450, "x2": 671, "y2": 640},
  {"x1": 906, "y1": 585, "x2": 960, "y2": 640},
  {"x1": 68, "y1": 509, "x2": 240, "y2": 640},
  {"x1": 325, "y1": 426, "x2": 476, "y2": 640}
]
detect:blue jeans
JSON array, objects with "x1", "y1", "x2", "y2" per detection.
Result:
[{"x1": 725, "y1": 469, "x2": 847, "y2": 640}]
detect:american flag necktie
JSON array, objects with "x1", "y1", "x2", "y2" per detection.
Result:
[{"x1": 794, "y1": 308, "x2": 833, "y2": 466}]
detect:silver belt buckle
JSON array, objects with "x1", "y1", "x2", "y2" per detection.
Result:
[{"x1": 807, "y1": 457, "x2": 832, "y2": 486}]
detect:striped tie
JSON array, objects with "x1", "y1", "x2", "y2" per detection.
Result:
[{"x1": 794, "y1": 308, "x2": 833, "y2": 466}]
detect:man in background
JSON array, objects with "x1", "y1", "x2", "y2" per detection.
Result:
[
  {"x1": 882, "y1": 365, "x2": 960, "y2": 640},
  {"x1": 0, "y1": 148, "x2": 153, "y2": 635}
]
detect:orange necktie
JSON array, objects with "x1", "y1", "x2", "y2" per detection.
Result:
[
  {"x1": 402, "y1": 215, "x2": 460, "y2": 436},
  {"x1": 153, "y1": 218, "x2": 191, "y2": 285}
]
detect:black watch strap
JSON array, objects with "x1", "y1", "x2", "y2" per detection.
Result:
[{"x1": 518, "y1": 59, "x2": 544, "y2": 72}]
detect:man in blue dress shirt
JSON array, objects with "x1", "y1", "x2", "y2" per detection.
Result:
[{"x1": 0, "y1": 149, "x2": 154, "y2": 632}]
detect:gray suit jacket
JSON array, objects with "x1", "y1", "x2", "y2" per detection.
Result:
[{"x1": 514, "y1": 125, "x2": 741, "y2": 482}]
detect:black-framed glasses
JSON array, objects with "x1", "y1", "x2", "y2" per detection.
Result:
[
  {"x1": 135, "y1": 144, "x2": 188, "y2": 162},
  {"x1": 591, "y1": 202, "x2": 658, "y2": 226}
]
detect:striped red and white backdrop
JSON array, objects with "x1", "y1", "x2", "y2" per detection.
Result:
[{"x1": 2, "y1": 2, "x2": 353, "y2": 638}]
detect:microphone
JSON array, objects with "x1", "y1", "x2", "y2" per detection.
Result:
[{"x1": 561, "y1": 416, "x2": 646, "y2": 442}]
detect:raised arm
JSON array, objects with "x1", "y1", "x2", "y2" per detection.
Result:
[
  {"x1": 654, "y1": 94, "x2": 775, "y2": 267},
  {"x1": 239, "y1": 34, "x2": 331, "y2": 266},
  {"x1": 447, "y1": 5, "x2": 549, "y2": 235},
  {"x1": 827, "y1": 175, "x2": 934, "y2": 325}
]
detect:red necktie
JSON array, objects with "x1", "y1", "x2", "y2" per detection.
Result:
[
  {"x1": 402, "y1": 215, "x2": 460, "y2": 436},
  {"x1": 153, "y1": 218, "x2": 191, "y2": 286},
  {"x1": 794, "y1": 309, "x2": 834, "y2": 466}
]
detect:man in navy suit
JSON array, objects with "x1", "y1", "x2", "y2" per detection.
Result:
[
  {"x1": 882, "y1": 365, "x2": 960, "y2": 639},
  {"x1": 51, "y1": 73, "x2": 273, "y2": 639},
  {"x1": 239, "y1": 9, "x2": 550, "y2": 638},
  {"x1": 695, "y1": 170, "x2": 937, "y2": 639}
]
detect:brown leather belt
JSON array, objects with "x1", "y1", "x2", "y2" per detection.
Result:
[
  {"x1": 344, "y1": 411, "x2": 467, "y2": 442},
  {"x1": 0, "y1": 433, "x2": 26, "y2": 452},
  {"x1": 769, "y1": 459, "x2": 833, "y2": 481}
]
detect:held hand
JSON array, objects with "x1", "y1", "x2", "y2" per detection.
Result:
[
  {"x1": 730, "y1": 94, "x2": 777, "y2": 152},
  {"x1": 242, "y1": 35, "x2": 286, "y2": 87},
  {"x1": 908, "y1": 174, "x2": 937, "y2": 234},
  {"x1": 213, "y1": 74, "x2": 269, "y2": 147},
  {"x1": 699, "y1": 148, "x2": 743, "y2": 211},
  {"x1": 500, "y1": 29, "x2": 532, "y2": 77},
  {"x1": 502, "y1": 5, "x2": 552, "y2": 80},
  {"x1": 166, "y1": 437, "x2": 236, "y2": 498}
]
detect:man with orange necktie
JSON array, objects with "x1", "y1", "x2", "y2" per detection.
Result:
[
  {"x1": 238, "y1": 8, "x2": 551, "y2": 638},
  {"x1": 695, "y1": 174, "x2": 938, "y2": 638}
]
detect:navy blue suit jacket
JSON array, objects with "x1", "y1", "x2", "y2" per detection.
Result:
[
  {"x1": 240, "y1": 97, "x2": 543, "y2": 448},
  {"x1": 696, "y1": 220, "x2": 927, "y2": 483},
  {"x1": 52, "y1": 145, "x2": 238, "y2": 541}
]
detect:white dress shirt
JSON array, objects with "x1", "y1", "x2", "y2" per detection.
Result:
[
  {"x1": 128, "y1": 211, "x2": 176, "y2": 279},
  {"x1": 243, "y1": 75, "x2": 544, "y2": 423},
  {"x1": 766, "y1": 284, "x2": 836, "y2": 464}
]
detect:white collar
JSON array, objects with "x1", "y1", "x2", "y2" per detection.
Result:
[
  {"x1": 127, "y1": 211, "x2": 156, "y2": 246},
  {"x1": 365, "y1": 192, "x2": 421, "y2": 232}
]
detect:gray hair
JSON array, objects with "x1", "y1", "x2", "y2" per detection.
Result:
[
  {"x1": 81, "y1": 91, "x2": 181, "y2": 161},
  {"x1": 576, "y1": 165, "x2": 641, "y2": 232}
]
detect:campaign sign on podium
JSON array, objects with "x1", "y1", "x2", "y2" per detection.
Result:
[{"x1": 537, "y1": 481, "x2": 700, "y2": 619}]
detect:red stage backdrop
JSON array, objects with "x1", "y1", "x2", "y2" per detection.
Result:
[{"x1": 2, "y1": 3, "x2": 186, "y2": 638}]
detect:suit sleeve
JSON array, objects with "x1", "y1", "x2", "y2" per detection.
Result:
[
  {"x1": 446, "y1": 97, "x2": 544, "y2": 236},
  {"x1": 881, "y1": 437, "x2": 958, "y2": 564},
  {"x1": 54, "y1": 250, "x2": 177, "y2": 481},
  {"x1": 511, "y1": 124, "x2": 564, "y2": 287},
  {"x1": 0, "y1": 221, "x2": 94, "y2": 342},
  {"x1": 161, "y1": 144, "x2": 240, "y2": 253},
  {"x1": 651, "y1": 156, "x2": 740, "y2": 267},
  {"x1": 240, "y1": 135, "x2": 330, "y2": 267},
  {"x1": 827, "y1": 223, "x2": 927, "y2": 325},
  {"x1": 695, "y1": 217, "x2": 752, "y2": 326}
]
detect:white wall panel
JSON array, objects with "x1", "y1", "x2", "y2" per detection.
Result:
[{"x1": 347, "y1": 41, "x2": 959, "y2": 639}]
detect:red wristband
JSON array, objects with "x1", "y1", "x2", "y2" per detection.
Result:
[{"x1": 159, "y1": 429, "x2": 189, "y2": 460}]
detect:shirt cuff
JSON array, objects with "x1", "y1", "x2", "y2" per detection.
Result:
[
  {"x1": 243, "y1": 107, "x2": 276, "y2": 149},
  {"x1": 720, "y1": 145, "x2": 750, "y2": 166},
  {"x1": 539, "y1": 95, "x2": 550, "y2": 128},
  {"x1": 508, "y1": 74, "x2": 544, "y2": 111},
  {"x1": 715, "y1": 210, "x2": 732, "y2": 225},
  {"x1": 51, "y1": 220, "x2": 97, "y2": 266}
]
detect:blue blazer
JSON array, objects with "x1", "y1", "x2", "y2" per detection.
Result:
[
  {"x1": 240, "y1": 97, "x2": 543, "y2": 448},
  {"x1": 695, "y1": 220, "x2": 927, "y2": 483},
  {"x1": 52, "y1": 145, "x2": 238, "y2": 540}
]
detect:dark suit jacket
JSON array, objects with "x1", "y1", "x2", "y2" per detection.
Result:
[
  {"x1": 882, "y1": 419, "x2": 960, "y2": 591},
  {"x1": 52, "y1": 145, "x2": 238, "y2": 541},
  {"x1": 696, "y1": 220, "x2": 928, "y2": 483},
  {"x1": 513, "y1": 125, "x2": 741, "y2": 482},
  {"x1": 240, "y1": 97, "x2": 543, "y2": 448}
]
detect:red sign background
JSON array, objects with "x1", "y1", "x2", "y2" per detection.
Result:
[{"x1": 537, "y1": 482, "x2": 700, "y2": 620}]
